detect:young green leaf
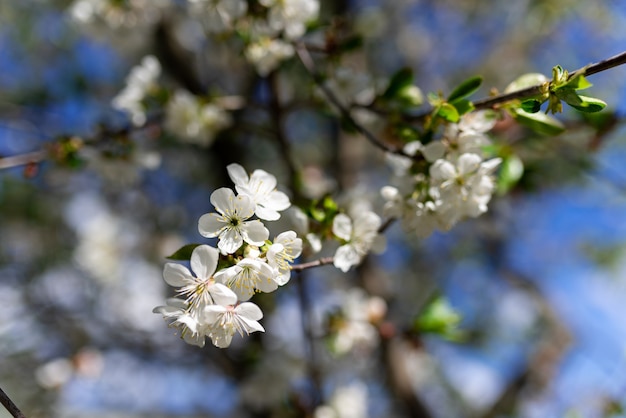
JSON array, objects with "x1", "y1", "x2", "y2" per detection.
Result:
[
  {"x1": 563, "y1": 73, "x2": 592, "y2": 90},
  {"x1": 554, "y1": 88, "x2": 583, "y2": 107},
  {"x1": 521, "y1": 99, "x2": 542, "y2": 113},
  {"x1": 504, "y1": 73, "x2": 548, "y2": 93},
  {"x1": 497, "y1": 154, "x2": 524, "y2": 194},
  {"x1": 167, "y1": 243, "x2": 202, "y2": 260},
  {"x1": 567, "y1": 95, "x2": 607, "y2": 113},
  {"x1": 382, "y1": 67, "x2": 414, "y2": 100},
  {"x1": 437, "y1": 102, "x2": 460, "y2": 122},
  {"x1": 414, "y1": 296, "x2": 462, "y2": 340},
  {"x1": 513, "y1": 108, "x2": 565, "y2": 135},
  {"x1": 451, "y1": 98, "x2": 475, "y2": 116},
  {"x1": 447, "y1": 75, "x2": 483, "y2": 102}
]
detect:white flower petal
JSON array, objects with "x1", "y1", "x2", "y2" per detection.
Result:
[
  {"x1": 254, "y1": 206, "x2": 280, "y2": 221},
  {"x1": 210, "y1": 187, "x2": 236, "y2": 213},
  {"x1": 210, "y1": 282, "x2": 238, "y2": 306},
  {"x1": 227, "y1": 163, "x2": 249, "y2": 187},
  {"x1": 163, "y1": 263, "x2": 192, "y2": 287},
  {"x1": 333, "y1": 244, "x2": 361, "y2": 272},
  {"x1": 242, "y1": 220, "x2": 269, "y2": 245},
  {"x1": 190, "y1": 245, "x2": 219, "y2": 280},
  {"x1": 457, "y1": 153, "x2": 482, "y2": 176},
  {"x1": 218, "y1": 228, "x2": 244, "y2": 254},
  {"x1": 198, "y1": 213, "x2": 225, "y2": 237},
  {"x1": 332, "y1": 213, "x2": 353, "y2": 241},
  {"x1": 235, "y1": 302, "x2": 264, "y2": 321}
]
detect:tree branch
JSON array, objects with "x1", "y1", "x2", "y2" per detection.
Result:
[
  {"x1": 294, "y1": 43, "x2": 403, "y2": 155},
  {"x1": 0, "y1": 386, "x2": 26, "y2": 418},
  {"x1": 473, "y1": 49, "x2": 626, "y2": 111},
  {"x1": 0, "y1": 150, "x2": 46, "y2": 170}
]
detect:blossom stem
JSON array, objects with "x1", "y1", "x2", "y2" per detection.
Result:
[
  {"x1": 291, "y1": 256, "x2": 334, "y2": 272},
  {"x1": 0, "y1": 386, "x2": 26, "y2": 418}
]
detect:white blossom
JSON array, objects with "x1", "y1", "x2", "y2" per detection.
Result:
[
  {"x1": 266, "y1": 231, "x2": 303, "y2": 285},
  {"x1": 329, "y1": 288, "x2": 387, "y2": 355},
  {"x1": 204, "y1": 302, "x2": 265, "y2": 348},
  {"x1": 314, "y1": 381, "x2": 369, "y2": 418},
  {"x1": 189, "y1": 0, "x2": 247, "y2": 33},
  {"x1": 111, "y1": 55, "x2": 161, "y2": 126},
  {"x1": 198, "y1": 188, "x2": 270, "y2": 254},
  {"x1": 165, "y1": 89, "x2": 232, "y2": 147},
  {"x1": 259, "y1": 0, "x2": 319, "y2": 40},
  {"x1": 429, "y1": 153, "x2": 501, "y2": 228},
  {"x1": 153, "y1": 298, "x2": 210, "y2": 347},
  {"x1": 245, "y1": 37, "x2": 295, "y2": 76},
  {"x1": 332, "y1": 210, "x2": 383, "y2": 273},
  {"x1": 161, "y1": 244, "x2": 237, "y2": 310},
  {"x1": 214, "y1": 257, "x2": 279, "y2": 301},
  {"x1": 227, "y1": 163, "x2": 291, "y2": 221}
]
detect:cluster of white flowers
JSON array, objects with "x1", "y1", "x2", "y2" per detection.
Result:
[
  {"x1": 111, "y1": 55, "x2": 161, "y2": 126},
  {"x1": 332, "y1": 204, "x2": 385, "y2": 273},
  {"x1": 165, "y1": 89, "x2": 233, "y2": 147},
  {"x1": 188, "y1": 0, "x2": 248, "y2": 33},
  {"x1": 154, "y1": 163, "x2": 302, "y2": 348},
  {"x1": 314, "y1": 381, "x2": 370, "y2": 418},
  {"x1": 382, "y1": 111, "x2": 501, "y2": 237},
  {"x1": 328, "y1": 288, "x2": 387, "y2": 355},
  {"x1": 69, "y1": 0, "x2": 167, "y2": 29},
  {"x1": 244, "y1": 0, "x2": 320, "y2": 75}
]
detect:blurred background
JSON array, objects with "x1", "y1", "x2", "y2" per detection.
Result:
[{"x1": 2, "y1": 0, "x2": 626, "y2": 417}]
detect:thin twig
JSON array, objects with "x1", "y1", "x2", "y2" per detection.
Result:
[
  {"x1": 0, "y1": 386, "x2": 26, "y2": 418},
  {"x1": 291, "y1": 256, "x2": 334, "y2": 272},
  {"x1": 0, "y1": 150, "x2": 46, "y2": 170},
  {"x1": 294, "y1": 42, "x2": 402, "y2": 155},
  {"x1": 473, "y1": 49, "x2": 626, "y2": 111}
]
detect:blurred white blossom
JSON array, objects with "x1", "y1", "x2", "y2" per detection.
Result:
[
  {"x1": 112, "y1": 55, "x2": 161, "y2": 126},
  {"x1": 165, "y1": 89, "x2": 232, "y2": 147}
]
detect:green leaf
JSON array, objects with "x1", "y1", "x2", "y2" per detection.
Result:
[
  {"x1": 437, "y1": 102, "x2": 460, "y2": 122},
  {"x1": 447, "y1": 75, "x2": 483, "y2": 102},
  {"x1": 504, "y1": 73, "x2": 548, "y2": 93},
  {"x1": 167, "y1": 243, "x2": 202, "y2": 260},
  {"x1": 451, "y1": 98, "x2": 475, "y2": 116},
  {"x1": 521, "y1": 99, "x2": 542, "y2": 113},
  {"x1": 552, "y1": 65, "x2": 568, "y2": 85},
  {"x1": 382, "y1": 67, "x2": 414, "y2": 100},
  {"x1": 396, "y1": 85, "x2": 424, "y2": 107},
  {"x1": 497, "y1": 154, "x2": 524, "y2": 194},
  {"x1": 414, "y1": 296, "x2": 463, "y2": 340},
  {"x1": 567, "y1": 95, "x2": 607, "y2": 113},
  {"x1": 513, "y1": 108, "x2": 565, "y2": 135},
  {"x1": 563, "y1": 73, "x2": 593, "y2": 90},
  {"x1": 554, "y1": 88, "x2": 583, "y2": 107}
]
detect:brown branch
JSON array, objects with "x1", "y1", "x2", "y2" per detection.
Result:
[
  {"x1": 0, "y1": 386, "x2": 26, "y2": 418},
  {"x1": 0, "y1": 150, "x2": 46, "y2": 170},
  {"x1": 291, "y1": 256, "x2": 334, "y2": 272},
  {"x1": 473, "y1": 49, "x2": 626, "y2": 111}
]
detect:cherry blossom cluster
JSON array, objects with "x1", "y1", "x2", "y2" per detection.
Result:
[
  {"x1": 189, "y1": 0, "x2": 320, "y2": 75},
  {"x1": 382, "y1": 111, "x2": 502, "y2": 237},
  {"x1": 154, "y1": 163, "x2": 302, "y2": 348},
  {"x1": 110, "y1": 55, "x2": 235, "y2": 146},
  {"x1": 331, "y1": 203, "x2": 385, "y2": 273}
]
